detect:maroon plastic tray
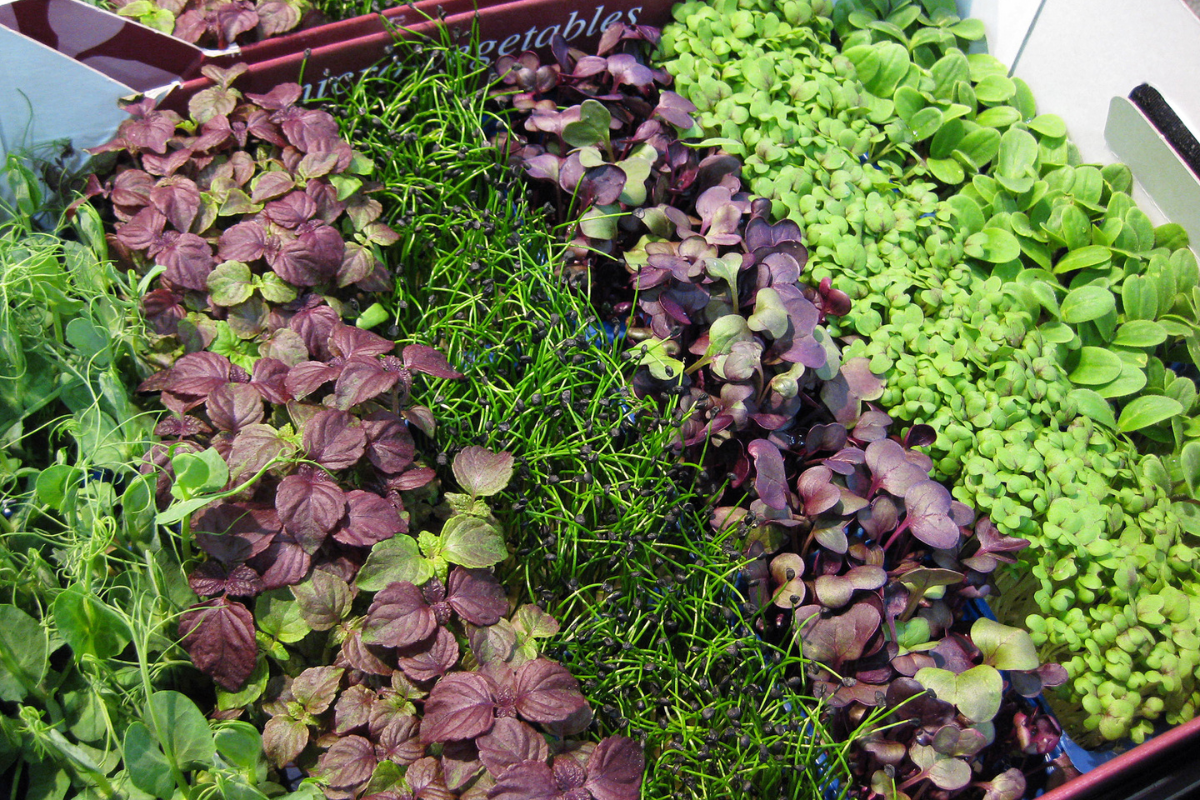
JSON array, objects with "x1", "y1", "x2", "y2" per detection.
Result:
[{"x1": 160, "y1": 0, "x2": 673, "y2": 110}]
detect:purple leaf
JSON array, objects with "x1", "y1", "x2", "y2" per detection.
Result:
[
  {"x1": 263, "y1": 715, "x2": 308, "y2": 767},
  {"x1": 420, "y1": 673, "x2": 496, "y2": 743},
  {"x1": 276, "y1": 469, "x2": 346, "y2": 553},
  {"x1": 608, "y1": 53, "x2": 655, "y2": 88},
  {"x1": 796, "y1": 466, "x2": 840, "y2": 516},
  {"x1": 150, "y1": 176, "x2": 201, "y2": 233},
  {"x1": 279, "y1": 108, "x2": 341, "y2": 153},
  {"x1": 284, "y1": 360, "x2": 341, "y2": 400},
  {"x1": 374, "y1": 715, "x2": 423, "y2": 765},
  {"x1": 157, "y1": 231, "x2": 215, "y2": 291},
  {"x1": 403, "y1": 345, "x2": 464, "y2": 379},
  {"x1": 249, "y1": 357, "x2": 291, "y2": 404},
  {"x1": 153, "y1": 351, "x2": 233, "y2": 399},
  {"x1": 262, "y1": 190, "x2": 318, "y2": 229},
  {"x1": 654, "y1": 90, "x2": 696, "y2": 129},
  {"x1": 362, "y1": 411, "x2": 416, "y2": 474},
  {"x1": 338, "y1": 242, "x2": 375, "y2": 287},
  {"x1": 904, "y1": 481, "x2": 961, "y2": 549},
  {"x1": 344, "y1": 194, "x2": 382, "y2": 230},
  {"x1": 586, "y1": 737, "x2": 644, "y2": 800},
  {"x1": 334, "y1": 490, "x2": 402, "y2": 547},
  {"x1": 143, "y1": 147, "x2": 194, "y2": 178},
  {"x1": 376, "y1": 719, "x2": 429, "y2": 767},
  {"x1": 303, "y1": 409, "x2": 366, "y2": 470},
  {"x1": 447, "y1": 568, "x2": 508, "y2": 626},
  {"x1": 747, "y1": 439, "x2": 788, "y2": 511},
  {"x1": 269, "y1": 222, "x2": 344, "y2": 286},
  {"x1": 477, "y1": 718, "x2": 548, "y2": 778},
  {"x1": 488, "y1": 761, "x2": 558, "y2": 800},
  {"x1": 117, "y1": 206, "x2": 167, "y2": 251},
  {"x1": 853, "y1": 411, "x2": 893, "y2": 442},
  {"x1": 257, "y1": 534, "x2": 312, "y2": 589},
  {"x1": 342, "y1": 625, "x2": 392, "y2": 676},
  {"x1": 405, "y1": 757, "x2": 453, "y2": 796},
  {"x1": 858, "y1": 495, "x2": 900, "y2": 540},
  {"x1": 397, "y1": 626, "x2": 460, "y2": 682},
  {"x1": 256, "y1": 0, "x2": 300, "y2": 36},
  {"x1": 745, "y1": 216, "x2": 805, "y2": 258},
  {"x1": 154, "y1": 414, "x2": 209, "y2": 438},
  {"x1": 795, "y1": 602, "x2": 881, "y2": 666},
  {"x1": 318, "y1": 735, "x2": 376, "y2": 789},
  {"x1": 193, "y1": 502, "x2": 278, "y2": 563},
  {"x1": 524, "y1": 154, "x2": 561, "y2": 183},
  {"x1": 218, "y1": 220, "x2": 268, "y2": 262},
  {"x1": 440, "y1": 740, "x2": 484, "y2": 791},
  {"x1": 250, "y1": 171, "x2": 295, "y2": 204},
  {"x1": 111, "y1": 168, "x2": 154, "y2": 208},
  {"x1": 514, "y1": 659, "x2": 588, "y2": 725},
  {"x1": 259, "y1": 329, "x2": 309, "y2": 367},
  {"x1": 118, "y1": 100, "x2": 179, "y2": 154},
  {"x1": 392, "y1": 467, "x2": 435, "y2": 491},
  {"x1": 905, "y1": 424, "x2": 938, "y2": 448},
  {"x1": 206, "y1": 382, "x2": 264, "y2": 432},
  {"x1": 214, "y1": 0, "x2": 258, "y2": 46},
  {"x1": 246, "y1": 83, "x2": 301, "y2": 109},
  {"x1": 141, "y1": 288, "x2": 185, "y2": 335},
  {"x1": 981, "y1": 768, "x2": 1027, "y2": 800},
  {"x1": 363, "y1": 581, "x2": 436, "y2": 648},
  {"x1": 187, "y1": 561, "x2": 263, "y2": 598},
  {"x1": 865, "y1": 439, "x2": 929, "y2": 497},
  {"x1": 403, "y1": 406, "x2": 437, "y2": 438},
  {"x1": 334, "y1": 684, "x2": 376, "y2": 735},
  {"x1": 769, "y1": 553, "x2": 806, "y2": 608},
  {"x1": 178, "y1": 597, "x2": 257, "y2": 691},
  {"x1": 334, "y1": 356, "x2": 398, "y2": 410},
  {"x1": 289, "y1": 301, "x2": 340, "y2": 359},
  {"x1": 579, "y1": 165, "x2": 626, "y2": 207},
  {"x1": 961, "y1": 516, "x2": 1028, "y2": 572},
  {"x1": 329, "y1": 324, "x2": 393, "y2": 358},
  {"x1": 813, "y1": 566, "x2": 887, "y2": 608}
]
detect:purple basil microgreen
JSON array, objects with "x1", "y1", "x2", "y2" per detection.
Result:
[
  {"x1": 178, "y1": 596, "x2": 257, "y2": 691},
  {"x1": 363, "y1": 568, "x2": 507, "y2": 651},
  {"x1": 487, "y1": 736, "x2": 643, "y2": 800},
  {"x1": 188, "y1": 561, "x2": 264, "y2": 598},
  {"x1": 88, "y1": 77, "x2": 397, "y2": 376},
  {"x1": 420, "y1": 659, "x2": 589, "y2": 745},
  {"x1": 395, "y1": 627, "x2": 458, "y2": 683},
  {"x1": 275, "y1": 466, "x2": 346, "y2": 554},
  {"x1": 318, "y1": 734, "x2": 377, "y2": 791},
  {"x1": 302, "y1": 408, "x2": 367, "y2": 471},
  {"x1": 402, "y1": 344, "x2": 464, "y2": 380}
]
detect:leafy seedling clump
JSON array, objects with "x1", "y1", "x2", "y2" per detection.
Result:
[{"x1": 83, "y1": 67, "x2": 398, "y2": 372}]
